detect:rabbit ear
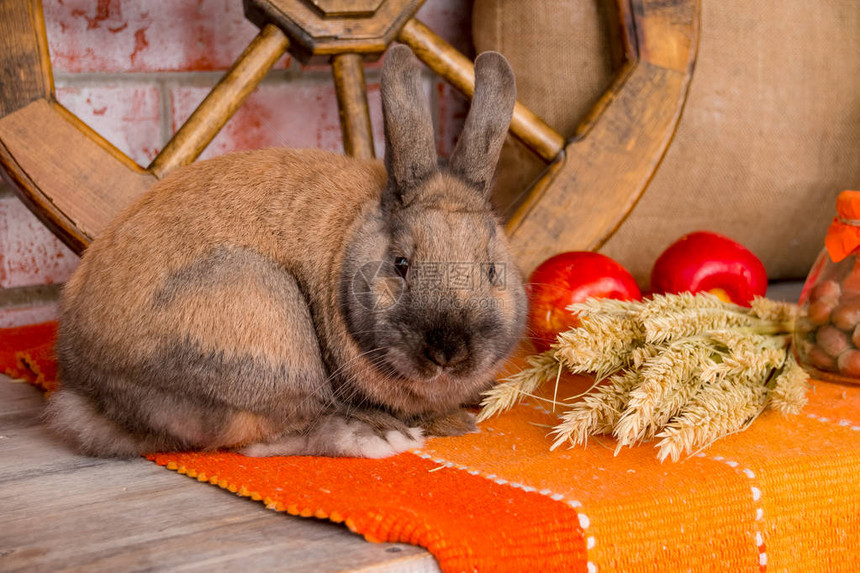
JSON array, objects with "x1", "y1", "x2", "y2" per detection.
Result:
[
  {"x1": 381, "y1": 45, "x2": 438, "y2": 200},
  {"x1": 449, "y1": 52, "x2": 516, "y2": 196}
]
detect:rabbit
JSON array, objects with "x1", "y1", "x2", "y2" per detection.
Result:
[{"x1": 43, "y1": 45, "x2": 528, "y2": 459}]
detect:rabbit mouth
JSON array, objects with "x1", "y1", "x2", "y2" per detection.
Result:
[{"x1": 377, "y1": 345, "x2": 475, "y2": 384}]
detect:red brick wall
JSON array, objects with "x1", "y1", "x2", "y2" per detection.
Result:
[{"x1": 1, "y1": 0, "x2": 474, "y2": 327}]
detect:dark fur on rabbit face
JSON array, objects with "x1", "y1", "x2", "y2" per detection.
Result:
[{"x1": 338, "y1": 47, "x2": 527, "y2": 417}]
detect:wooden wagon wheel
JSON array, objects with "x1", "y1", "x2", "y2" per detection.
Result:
[{"x1": 0, "y1": 0, "x2": 699, "y2": 276}]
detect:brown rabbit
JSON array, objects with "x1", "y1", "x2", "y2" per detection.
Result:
[{"x1": 44, "y1": 46, "x2": 527, "y2": 458}]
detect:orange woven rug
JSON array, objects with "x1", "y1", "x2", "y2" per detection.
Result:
[{"x1": 4, "y1": 322, "x2": 860, "y2": 571}]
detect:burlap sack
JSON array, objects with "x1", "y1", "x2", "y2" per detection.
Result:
[
  {"x1": 474, "y1": 0, "x2": 860, "y2": 284},
  {"x1": 474, "y1": 0, "x2": 619, "y2": 212}
]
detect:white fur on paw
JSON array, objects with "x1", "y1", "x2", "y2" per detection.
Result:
[
  {"x1": 352, "y1": 433, "x2": 398, "y2": 459},
  {"x1": 383, "y1": 427, "x2": 425, "y2": 453},
  {"x1": 239, "y1": 435, "x2": 306, "y2": 457},
  {"x1": 335, "y1": 420, "x2": 424, "y2": 459}
]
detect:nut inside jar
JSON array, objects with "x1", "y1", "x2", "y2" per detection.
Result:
[{"x1": 796, "y1": 258, "x2": 860, "y2": 381}]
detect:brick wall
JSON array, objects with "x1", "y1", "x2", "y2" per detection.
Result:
[{"x1": 1, "y1": 0, "x2": 474, "y2": 327}]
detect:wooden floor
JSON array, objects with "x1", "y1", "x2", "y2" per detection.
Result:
[{"x1": 0, "y1": 377, "x2": 440, "y2": 572}]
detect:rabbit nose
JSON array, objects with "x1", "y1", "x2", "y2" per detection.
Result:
[
  {"x1": 424, "y1": 329, "x2": 470, "y2": 368},
  {"x1": 424, "y1": 343, "x2": 469, "y2": 368}
]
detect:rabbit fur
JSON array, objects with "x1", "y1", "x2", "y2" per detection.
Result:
[{"x1": 44, "y1": 46, "x2": 527, "y2": 459}]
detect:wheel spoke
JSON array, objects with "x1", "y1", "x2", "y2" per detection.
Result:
[
  {"x1": 332, "y1": 53, "x2": 375, "y2": 160},
  {"x1": 148, "y1": 24, "x2": 289, "y2": 178}
]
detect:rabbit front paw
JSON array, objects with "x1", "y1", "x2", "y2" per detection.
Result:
[
  {"x1": 330, "y1": 416, "x2": 424, "y2": 458},
  {"x1": 238, "y1": 413, "x2": 424, "y2": 459},
  {"x1": 413, "y1": 408, "x2": 479, "y2": 437}
]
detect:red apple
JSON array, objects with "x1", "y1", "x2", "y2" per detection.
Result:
[
  {"x1": 650, "y1": 231, "x2": 767, "y2": 306},
  {"x1": 527, "y1": 252, "x2": 642, "y2": 352}
]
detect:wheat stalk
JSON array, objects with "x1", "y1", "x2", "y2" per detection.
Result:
[
  {"x1": 477, "y1": 351, "x2": 560, "y2": 421},
  {"x1": 655, "y1": 377, "x2": 767, "y2": 462},
  {"x1": 481, "y1": 293, "x2": 810, "y2": 461},
  {"x1": 614, "y1": 340, "x2": 713, "y2": 446},
  {"x1": 749, "y1": 297, "x2": 796, "y2": 325},
  {"x1": 642, "y1": 308, "x2": 763, "y2": 345},
  {"x1": 767, "y1": 354, "x2": 810, "y2": 415},
  {"x1": 552, "y1": 308, "x2": 644, "y2": 379},
  {"x1": 550, "y1": 369, "x2": 640, "y2": 450}
]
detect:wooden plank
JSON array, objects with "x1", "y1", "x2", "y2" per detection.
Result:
[
  {"x1": 397, "y1": 18, "x2": 565, "y2": 163},
  {"x1": 308, "y1": 0, "x2": 384, "y2": 17},
  {"x1": 571, "y1": 60, "x2": 636, "y2": 140},
  {"x1": 0, "y1": 380, "x2": 43, "y2": 420},
  {"x1": 500, "y1": 156, "x2": 565, "y2": 223},
  {"x1": 0, "y1": 0, "x2": 53, "y2": 118},
  {"x1": 332, "y1": 53, "x2": 376, "y2": 159},
  {"x1": 634, "y1": 0, "x2": 699, "y2": 73},
  {"x1": 0, "y1": 378, "x2": 440, "y2": 572},
  {"x1": 0, "y1": 100, "x2": 155, "y2": 252},
  {"x1": 0, "y1": 422, "x2": 113, "y2": 484},
  {"x1": 148, "y1": 24, "x2": 289, "y2": 178}
]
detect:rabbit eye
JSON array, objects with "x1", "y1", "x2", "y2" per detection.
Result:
[
  {"x1": 486, "y1": 263, "x2": 496, "y2": 281},
  {"x1": 394, "y1": 256, "x2": 410, "y2": 278}
]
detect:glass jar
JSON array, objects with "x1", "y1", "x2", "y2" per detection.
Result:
[{"x1": 795, "y1": 190, "x2": 860, "y2": 383}]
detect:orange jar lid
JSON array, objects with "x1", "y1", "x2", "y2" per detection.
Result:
[{"x1": 825, "y1": 190, "x2": 860, "y2": 262}]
